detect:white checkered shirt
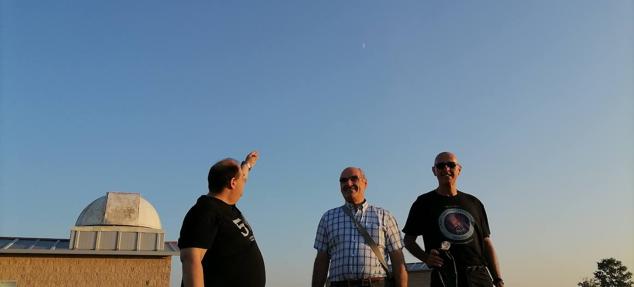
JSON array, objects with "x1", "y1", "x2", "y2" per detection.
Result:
[{"x1": 313, "y1": 201, "x2": 403, "y2": 281}]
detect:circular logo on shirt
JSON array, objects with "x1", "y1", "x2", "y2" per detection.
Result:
[{"x1": 438, "y1": 208, "x2": 475, "y2": 241}]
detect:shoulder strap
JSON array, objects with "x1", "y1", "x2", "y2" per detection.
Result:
[{"x1": 342, "y1": 206, "x2": 391, "y2": 276}]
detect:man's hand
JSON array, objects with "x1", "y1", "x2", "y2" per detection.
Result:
[
  {"x1": 403, "y1": 234, "x2": 444, "y2": 268},
  {"x1": 424, "y1": 249, "x2": 445, "y2": 268},
  {"x1": 244, "y1": 151, "x2": 259, "y2": 168}
]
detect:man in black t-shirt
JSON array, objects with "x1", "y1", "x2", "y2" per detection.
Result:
[
  {"x1": 402, "y1": 152, "x2": 504, "y2": 287},
  {"x1": 178, "y1": 151, "x2": 265, "y2": 287}
]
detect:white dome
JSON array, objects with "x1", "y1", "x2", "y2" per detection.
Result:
[{"x1": 75, "y1": 192, "x2": 162, "y2": 229}]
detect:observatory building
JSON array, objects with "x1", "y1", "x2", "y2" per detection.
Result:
[{"x1": 0, "y1": 192, "x2": 178, "y2": 287}]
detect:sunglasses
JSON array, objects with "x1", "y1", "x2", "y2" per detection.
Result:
[
  {"x1": 339, "y1": 175, "x2": 361, "y2": 183},
  {"x1": 434, "y1": 162, "x2": 457, "y2": 169}
]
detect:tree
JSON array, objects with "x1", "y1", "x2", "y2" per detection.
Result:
[
  {"x1": 579, "y1": 258, "x2": 633, "y2": 287},
  {"x1": 578, "y1": 277, "x2": 599, "y2": 287}
]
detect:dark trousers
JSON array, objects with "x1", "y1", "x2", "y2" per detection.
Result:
[{"x1": 430, "y1": 267, "x2": 493, "y2": 287}]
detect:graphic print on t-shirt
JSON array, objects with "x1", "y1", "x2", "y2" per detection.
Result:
[
  {"x1": 233, "y1": 218, "x2": 256, "y2": 241},
  {"x1": 438, "y1": 208, "x2": 475, "y2": 241}
]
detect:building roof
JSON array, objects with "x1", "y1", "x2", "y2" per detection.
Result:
[
  {"x1": 0, "y1": 237, "x2": 179, "y2": 256},
  {"x1": 386, "y1": 262, "x2": 431, "y2": 272},
  {"x1": 405, "y1": 262, "x2": 432, "y2": 272}
]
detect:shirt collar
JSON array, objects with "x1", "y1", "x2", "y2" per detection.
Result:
[{"x1": 344, "y1": 199, "x2": 368, "y2": 213}]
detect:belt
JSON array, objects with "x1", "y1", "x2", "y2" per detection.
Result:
[
  {"x1": 330, "y1": 277, "x2": 385, "y2": 286},
  {"x1": 462, "y1": 265, "x2": 488, "y2": 271}
]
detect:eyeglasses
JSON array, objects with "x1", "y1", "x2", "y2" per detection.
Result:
[
  {"x1": 434, "y1": 162, "x2": 457, "y2": 169},
  {"x1": 339, "y1": 175, "x2": 361, "y2": 183}
]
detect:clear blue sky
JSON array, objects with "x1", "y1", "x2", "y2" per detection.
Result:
[{"x1": 1, "y1": 1, "x2": 632, "y2": 286}]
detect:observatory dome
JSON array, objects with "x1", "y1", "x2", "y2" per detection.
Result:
[{"x1": 75, "y1": 192, "x2": 162, "y2": 229}]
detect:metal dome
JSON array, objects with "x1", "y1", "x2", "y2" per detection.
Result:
[{"x1": 75, "y1": 192, "x2": 162, "y2": 229}]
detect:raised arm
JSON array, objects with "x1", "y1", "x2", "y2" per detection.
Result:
[{"x1": 241, "y1": 150, "x2": 259, "y2": 181}]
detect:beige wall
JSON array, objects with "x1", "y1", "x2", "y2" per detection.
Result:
[{"x1": 0, "y1": 254, "x2": 171, "y2": 287}]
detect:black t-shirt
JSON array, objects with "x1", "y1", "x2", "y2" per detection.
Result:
[
  {"x1": 178, "y1": 195, "x2": 265, "y2": 287},
  {"x1": 402, "y1": 190, "x2": 491, "y2": 267}
]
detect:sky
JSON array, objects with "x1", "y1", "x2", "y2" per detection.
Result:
[{"x1": 1, "y1": 1, "x2": 632, "y2": 286}]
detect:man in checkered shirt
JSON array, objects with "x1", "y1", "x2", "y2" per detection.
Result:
[{"x1": 311, "y1": 167, "x2": 408, "y2": 287}]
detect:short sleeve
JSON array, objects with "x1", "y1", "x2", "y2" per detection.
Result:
[
  {"x1": 178, "y1": 204, "x2": 219, "y2": 249},
  {"x1": 313, "y1": 214, "x2": 329, "y2": 252},
  {"x1": 383, "y1": 210, "x2": 403, "y2": 252},
  {"x1": 402, "y1": 200, "x2": 422, "y2": 235},
  {"x1": 478, "y1": 199, "x2": 491, "y2": 237}
]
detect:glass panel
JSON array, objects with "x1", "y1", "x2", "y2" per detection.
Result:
[
  {"x1": 55, "y1": 241, "x2": 70, "y2": 250},
  {"x1": 0, "y1": 238, "x2": 14, "y2": 249},
  {"x1": 8, "y1": 239, "x2": 37, "y2": 249},
  {"x1": 32, "y1": 240, "x2": 56, "y2": 250}
]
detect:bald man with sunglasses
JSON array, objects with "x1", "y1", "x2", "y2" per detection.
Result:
[{"x1": 402, "y1": 152, "x2": 504, "y2": 287}]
